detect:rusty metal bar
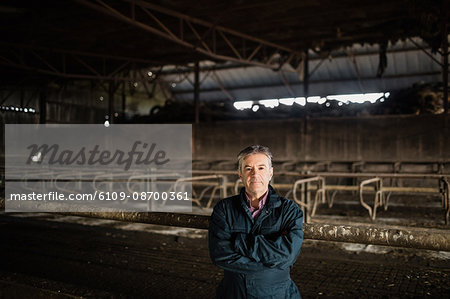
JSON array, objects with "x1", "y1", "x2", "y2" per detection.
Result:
[
  {"x1": 137, "y1": 69, "x2": 153, "y2": 98},
  {"x1": 407, "y1": 37, "x2": 443, "y2": 67},
  {"x1": 210, "y1": 71, "x2": 234, "y2": 101},
  {"x1": 29, "y1": 50, "x2": 61, "y2": 74},
  {"x1": 278, "y1": 70, "x2": 295, "y2": 97},
  {"x1": 0, "y1": 58, "x2": 139, "y2": 82},
  {"x1": 0, "y1": 89, "x2": 16, "y2": 106},
  {"x1": 441, "y1": 177, "x2": 450, "y2": 224},
  {"x1": 185, "y1": 20, "x2": 211, "y2": 52},
  {"x1": 303, "y1": 223, "x2": 450, "y2": 252},
  {"x1": 121, "y1": 0, "x2": 298, "y2": 54},
  {"x1": 108, "y1": 61, "x2": 130, "y2": 78},
  {"x1": 218, "y1": 30, "x2": 242, "y2": 60},
  {"x1": 1, "y1": 198, "x2": 450, "y2": 251},
  {"x1": 74, "y1": 0, "x2": 302, "y2": 70},
  {"x1": 173, "y1": 174, "x2": 228, "y2": 208},
  {"x1": 39, "y1": 88, "x2": 47, "y2": 124},
  {"x1": 303, "y1": 51, "x2": 309, "y2": 95},
  {"x1": 293, "y1": 176, "x2": 327, "y2": 221},
  {"x1": 0, "y1": 41, "x2": 158, "y2": 64},
  {"x1": 296, "y1": 172, "x2": 449, "y2": 179},
  {"x1": 141, "y1": 7, "x2": 178, "y2": 41},
  {"x1": 292, "y1": 176, "x2": 324, "y2": 210},
  {"x1": 172, "y1": 70, "x2": 446, "y2": 95},
  {"x1": 191, "y1": 168, "x2": 448, "y2": 180},
  {"x1": 247, "y1": 44, "x2": 262, "y2": 62},
  {"x1": 345, "y1": 49, "x2": 364, "y2": 92},
  {"x1": 64, "y1": 211, "x2": 211, "y2": 229},
  {"x1": 151, "y1": 41, "x2": 440, "y2": 76},
  {"x1": 359, "y1": 177, "x2": 383, "y2": 220},
  {"x1": 73, "y1": 55, "x2": 102, "y2": 77},
  {"x1": 308, "y1": 56, "x2": 327, "y2": 78},
  {"x1": 20, "y1": 210, "x2": 450, "y2": 252},
  {"x1": 108, "y1": 81, "x2": 115, "y2": 124}
]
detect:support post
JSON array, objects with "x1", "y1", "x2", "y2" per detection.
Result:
[
  {"x1": 108, "y1": 81, "x2": 115, "y2": 124},
  {"x1": 304, "y1": 182, "x2": 309, "y2": 223},
  {"x1": 122, "y1": 81, "x2": 126, "y2": 121},
  {"x1": 303, "y1": 51, "x2": 309, "y2": 96},
  {"x1": 39, "y1": 88, "x2": 46, "y2": 124},
  {"x1": 442, "y1": 0, "x2": 449, "y2": 114},
  {"x1": 194, "y1": 61, "x2": 200, "y2": 124}
]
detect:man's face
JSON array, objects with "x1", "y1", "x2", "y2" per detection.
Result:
[{"x1": 239, "y1": 153, "x2": 273, "y2": 197}]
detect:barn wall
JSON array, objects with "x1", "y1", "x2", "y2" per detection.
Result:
[{"x1": 193, "y1": 114, "x2": 449, "y2": 164}]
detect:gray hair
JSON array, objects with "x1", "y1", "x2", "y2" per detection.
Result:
[{"x1": 237, "y1": 145, "x2": 273, "y2": 172}]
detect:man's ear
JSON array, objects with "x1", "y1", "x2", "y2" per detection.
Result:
[
  {"x1": 270, "y1": 167, "x2": 273, "y2": 179},
  {"x1": 238, "y1": 169, "x2": 242, "y2": 179}
]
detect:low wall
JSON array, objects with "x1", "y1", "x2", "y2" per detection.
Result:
[{"x1": 193, "y1": 114, "x2": 449, "y2": 164}]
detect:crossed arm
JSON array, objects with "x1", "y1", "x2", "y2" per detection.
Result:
[{"x1": 209, "y1": 200, "x2": 303, "y2": 274}]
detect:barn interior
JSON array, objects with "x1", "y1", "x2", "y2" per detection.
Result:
[{"x1": 0, "y1": 0, "x2": 449, "y2": 298}]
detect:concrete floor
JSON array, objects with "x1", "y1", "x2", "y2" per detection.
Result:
[{"x1": 1, "y1": 212, "x2": 449, "y2": 298}]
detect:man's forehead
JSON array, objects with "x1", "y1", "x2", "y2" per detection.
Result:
[{"x1": 243, "y1": 153, "x2": 270, "y2": 165}]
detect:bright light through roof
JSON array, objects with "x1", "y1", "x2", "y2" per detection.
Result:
[
  {"x1": 327, "y1": 93, "x2": 385, "y2": 104},
  {"x1": 279, "y1": 98, "x2": 295, "y2": 106},
  {"x1": 233, "y1": 92, "x2": 388, "y2": 110},
  {"x1": 307, "y1": 96, "x2": 321, "y2": 103},
  {"x1": 233, "y1": 101, "x2": 253, "y2": 110},
  {"x1": 259, "y1": 99, "x2": 279, "y2": 108},
  {"x1": 294, "y1": 97, "x2": 306, "y2": 106},
  {"x1": 306, "y1": 96, "x2": 326, "y2": 104}
]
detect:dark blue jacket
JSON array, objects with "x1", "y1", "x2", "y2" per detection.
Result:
[{"x1": 209, "y1": 185, "x2": 303, "y2": 298}]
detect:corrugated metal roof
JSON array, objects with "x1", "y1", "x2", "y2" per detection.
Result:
[{"x1": 164, "y1": 38, "x2": 442, "y2": 102}]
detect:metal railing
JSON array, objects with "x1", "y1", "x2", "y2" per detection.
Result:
[
  {"x1": 5, "y1": 167, "x2": 450, "y2": 223},
  {"x1": 292, "y1": 173, "x2": 449, "y2": 224}
]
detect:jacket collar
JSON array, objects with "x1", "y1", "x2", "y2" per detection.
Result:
[{"x1": 239, "y1": 184, "x2": 282, "y2": 210}]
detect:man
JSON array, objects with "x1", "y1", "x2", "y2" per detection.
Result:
[{"x1": 209, "y1": 145, "x2": 304, "y2": 298}]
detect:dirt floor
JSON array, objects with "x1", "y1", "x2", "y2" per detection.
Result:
[{"x1": 1, "y1": 206, "x2": 449, "y2": 299}]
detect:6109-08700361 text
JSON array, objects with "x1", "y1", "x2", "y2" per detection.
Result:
[{"x1": 9, "y1": 191, "x2": 190, "y2": 201}]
